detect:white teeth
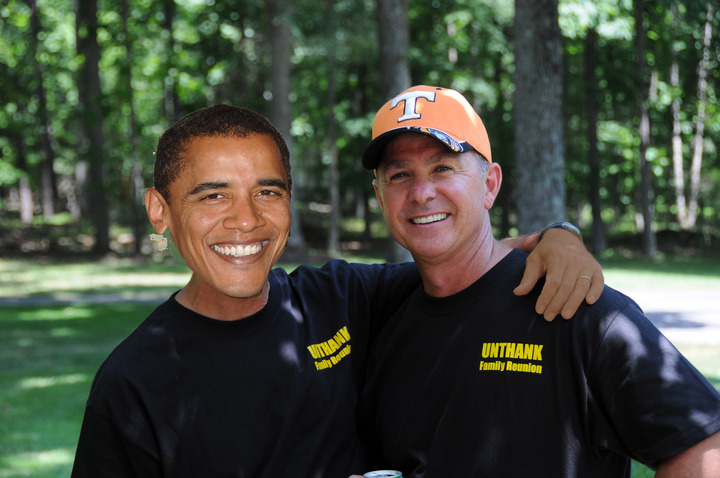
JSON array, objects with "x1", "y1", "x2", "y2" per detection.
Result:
[
  {"x1": 212, "y1": 243, "x2": 264, "y2": 258},
  {"x1": 412, "y1": 213, "x2": 447, "y2": 225}
]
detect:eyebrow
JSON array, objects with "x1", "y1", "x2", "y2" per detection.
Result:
[
  {"x1": 187, "y1": 178, "x2": 289, "y2": 197},
  {"x1": 258, "y1": 178, "x2": 289, "y2": 191}
]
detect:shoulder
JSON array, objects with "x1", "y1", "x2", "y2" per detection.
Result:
[
  {"x1": 88, "y1": 298, "x2": 180, "y2": 392},
  {"x1": 571, "y1": 286, "x2": 695, "y2": 380},
  {"x1": 274, "y1": 259, "x2": 420, "y2": 293},
  {"x1": 579, "y1": 286, "x2": 647, "y2": 332},
  {"x1": 284, "y1": 259, "x2": 418, "y2": 279},
  {"x1": 560, "y1": 286, "x2": 650, "y2": 346},
  {"x1": 270, "y1": 260, "x2": 421, "y2": 333}
]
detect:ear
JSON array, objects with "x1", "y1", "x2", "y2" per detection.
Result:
[
  {"x1": 145, "y1": 188, "x2": 169, "y2": 233},
  {"x1": 483, "y1": 163, "x2": 502, "y2": 210}
]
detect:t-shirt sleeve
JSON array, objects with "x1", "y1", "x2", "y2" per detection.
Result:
[
  {"x1": 587, "y1": 300, "x2": 720, "y2": 469},
  {"x1": 71, "y1": 405, "x2": 161, "y2": 477}
]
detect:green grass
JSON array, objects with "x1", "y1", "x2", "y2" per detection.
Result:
[
  {"x1": 0, "y1": 257, "x2": 191, "y2": 302},
  {"x1": 1, "y1": 254, "x2": 718, "y2": 477},
  {"x1": 0, "y1": 255, "x2": 337, "y2": 302},
  {"x1": 599, "y1": 252, "x2": 720, "y2": 290},
  {"x1": 0, "y1": 302, "x2": 152, "y2": 477}
]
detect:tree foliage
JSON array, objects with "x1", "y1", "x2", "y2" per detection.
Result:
[{"x1": 0, "y1": 0, "x2": 718, "y2": 256}]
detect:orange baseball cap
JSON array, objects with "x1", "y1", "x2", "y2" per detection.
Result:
[{"x1": 361, "y1": 85, "x2": 492, "y2": 170}]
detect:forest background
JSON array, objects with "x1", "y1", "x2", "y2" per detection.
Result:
[
  {"x1": 1, "y1": 1, "x2": 719, "y2": 477},
  {"x1": 1, "y1": 0, "x2": 719, "y2": 261}
]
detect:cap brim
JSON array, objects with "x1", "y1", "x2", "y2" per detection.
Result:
[
  {"x1": 361, "y1": 129, "x2": 402, "y2": 170},
  {"x1": 361, "y1": 126, "x2": 475, "y2": 170}
]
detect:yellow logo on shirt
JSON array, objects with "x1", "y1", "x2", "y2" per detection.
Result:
[
  {"x1": 307, "y1": 326, "x2": 351, "y2": 370},
  {"x1": 479, "y1": 342, "x2": 543, "y2": 374}
]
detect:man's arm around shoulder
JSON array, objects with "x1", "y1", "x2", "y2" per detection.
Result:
[{"x1": 656, "y1": 430, "x2": 720, "y2": 477}]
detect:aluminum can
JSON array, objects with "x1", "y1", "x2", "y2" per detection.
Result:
[{"x1": 364, "y1": 471, "x2": 403, "y2": 478}]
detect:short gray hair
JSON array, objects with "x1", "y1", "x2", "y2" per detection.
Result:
[{"x1": 473, "y1": 151, "x2": 490, "y2": 175}]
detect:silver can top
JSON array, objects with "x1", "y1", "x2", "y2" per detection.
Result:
[{"x1": 364, "y1": 471, "x2": 403, "y2": 478}]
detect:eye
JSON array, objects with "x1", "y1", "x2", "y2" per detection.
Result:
[
  {"x1": 257, "y1": 189, "x2": 283, "y2": 198},
  {"x1": 202, "y1": 193, "x2": 226, "y2": 200},
  {"x1": 435, "y1": 164, "x2": 453, "y2": 173},
  {"x1": 389, "y1": 171, "x2": 409, "y2": 181}
]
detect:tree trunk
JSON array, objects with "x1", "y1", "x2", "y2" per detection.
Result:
[
  {"x1": 688, "y1": 4, "x2": 712, "y2": 223},
  {"x1": 376, "y1": 0, "x2": 411, "y2": 98},
  {"x1": 585, "y1": 28, "x2": 606, "y2": 252},
  {"x1": 376, "y1": 0, "x2": 412, "y2": 263},
  {"x1": 162, "y1": 0, "x2": 180, "y2": 124},
  {"x1": 670, "y1": 5, "x2": 686, "y2": 227},
  {"x1": 634, "y1": 0, "x2": 657, "y2": 258},
  {"x1": 265, "y1": 0, "x2": 306, "y2": 254},
  {"x1": 27, "y1": 0, "x2": 58, "y2": 218},
  {"x1": 71, "y1": 161, "x2": 87, "y2": 222},
  {"x1": 671, "y1": 3, "x2": 712, "y2": 230},
  {"x1": 14, "y1": 137, "x2": 34, "y2": 225},
  {"x1": 353, "y1": 65, "x2": 373, "y2": 241},
  {"x1": 326, "y1": 65, "x2": 340, "y2": 257},
  {"x1": 121, "y1": 0, "x2": 145, "y2": 254},
  {"x1": 321, "y1": 0, "x2": 341, "y2": 257},
  {"x1": 75, "y1": 0, "x2": 110, "y2": 254},
  {"x1": 513, "y1": 0, "x2": 566, "y2": 234}
]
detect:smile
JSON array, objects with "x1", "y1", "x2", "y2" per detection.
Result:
[
  {"x1": 211, "y1": 242, "x2": 267, "y2": 258},
  {"x1": 411, "y1": 213, "x2": 448, "y2": 225}
]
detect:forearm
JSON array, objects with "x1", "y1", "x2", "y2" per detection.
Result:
[
  {"x1": 655, "y1": 431, "x2": 720, "y2": 477},
  {"x1": 503, "y1": 222, "x2": 583, "y2": 252},
  {"x1": 501, "y1": 232, "x2": 539, "y2": 252}
]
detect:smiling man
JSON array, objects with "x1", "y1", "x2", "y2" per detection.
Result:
[
  {"x1": 355, "y1": 85, "x2": 720, "y2": 477},
  {"x1": 71, "y1": 104, "x2": 604, "y2": 477}
]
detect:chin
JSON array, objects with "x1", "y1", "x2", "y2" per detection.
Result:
[{"x1": 222, "y1": 285, "x2": 265, "y2": 300}]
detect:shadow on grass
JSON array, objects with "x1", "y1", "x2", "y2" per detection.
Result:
[
  {"x1": 0, "y1": 256, "x2": 333, "y2": 303},
  {"x1": 0, "y1": 302, "x2": 154, "y2": 478},
  {"x1": 0, "y1": 284, "x2": 181, "y2": 304}
]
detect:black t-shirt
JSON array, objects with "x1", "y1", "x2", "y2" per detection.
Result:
[
  {"x1": 72, "y1": 260, "x2": 420, "y2": 478},
  {"x1": 360, "y1": 249, "x2": 720, "y2": 477}
]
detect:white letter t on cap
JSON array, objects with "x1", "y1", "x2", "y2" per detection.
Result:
[{"x1": 391, "y1": 91, "x2": 436, "y2": 122}]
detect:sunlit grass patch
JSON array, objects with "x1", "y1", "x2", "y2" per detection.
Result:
[
  {"x1": 11, "y1": 306, "x2": 95, "y2": 322},
  {"x1": 0, "y1": 448, "x2": 75, "y2": 478},
  {"x1": 0, "y1": 258, "x2": 189, "y2": 301},
  {"x1": 601, "y1": 254, "x2": 720, "y2": 290},
  {"x1": 19, "y1": 373, "x2": 88, "y2": 390}
]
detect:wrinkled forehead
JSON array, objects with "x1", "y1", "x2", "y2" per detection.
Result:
[{"x1": 171, "y1": 134, "x2": 289, "y2": 190}]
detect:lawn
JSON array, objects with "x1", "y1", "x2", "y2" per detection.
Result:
[
  {"x1": 0, "y1": 255, "x2": 718, "y2": 477},
  {"x1": 0, "y1": 302, "x2": 152, "y2": 477}
]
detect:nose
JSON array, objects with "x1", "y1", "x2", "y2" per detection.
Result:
[
  {"x1": 408, "y1": 177, "x2": 436, "y2": 204},
  {"x1": 223, "y1": 197, "x2": 265, "y2": 232}
]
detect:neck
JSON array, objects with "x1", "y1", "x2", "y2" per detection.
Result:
[
  {"x1": 415, "y1": 235, "x2": 512, "y2": 298},
  {"x1": 176, "y1": 278, "x2": 270, "y2": 321}
]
